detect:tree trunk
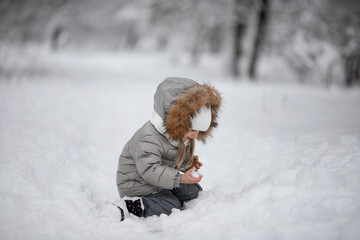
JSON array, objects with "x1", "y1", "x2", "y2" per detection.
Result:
[
  {"x1": 248, "y1": 0, "x2": 269, "y2": 79},
  {"x1": 230, "y1": 0, "x2": 250, "y2": 78},
  {"x1": 344, "y1": 54, "x2": 360, "y2": 87},
  {"x1": 231, "y1": 21, "x2": 246, "y2": 77}
]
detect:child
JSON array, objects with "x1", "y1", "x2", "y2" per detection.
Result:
[{"x1": 115, "y1": 77, "x2": 222, "y2": 220}]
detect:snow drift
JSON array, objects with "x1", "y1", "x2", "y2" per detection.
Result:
[{"x1": 0, "y1": 49, "x2": 359, "y2": 240}]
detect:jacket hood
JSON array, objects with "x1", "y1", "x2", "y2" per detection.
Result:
[{"x1": 153, "y1": 77, "x2": 222, "y2": 142}]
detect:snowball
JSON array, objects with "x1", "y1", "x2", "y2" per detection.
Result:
[{"x1": 190, "y1": 169, "x2": 201, "y2": 178}]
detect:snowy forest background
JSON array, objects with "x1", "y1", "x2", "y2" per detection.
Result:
[
  {"x1": 1, "y1": 1, "x2": 360, "y2": 240},
  {"x1": 1, "y1": 0, "x2": 359, "y2": 86}
]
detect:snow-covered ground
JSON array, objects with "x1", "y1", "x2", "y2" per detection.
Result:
[{"x1": 1, "y1": 47, "x2": 360, "y2": 240}]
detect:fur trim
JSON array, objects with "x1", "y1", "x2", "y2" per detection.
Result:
[
  {"x1": 165, "y1": 83, "x2": 222, "y2": 142},
  {"x1": 150, "y1": 110, "x2": 189, "y2": 147}
]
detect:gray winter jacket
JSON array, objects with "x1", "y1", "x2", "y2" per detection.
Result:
[{"x1": 116, "y1": 77, "x2": 221, "y2": 198}]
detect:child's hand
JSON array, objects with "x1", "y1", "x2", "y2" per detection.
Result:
[
  {"x1": 193, "y1": 155, "x2": 203, "y2": 170},
  {"x1": 180, "y1": 167, "x2": 202, "y2": 184}
]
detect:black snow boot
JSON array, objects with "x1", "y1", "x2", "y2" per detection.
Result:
[{"x1": 114, "y1": 197, "x2": 144, "y2": 221}]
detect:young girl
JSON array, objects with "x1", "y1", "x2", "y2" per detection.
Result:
[{"x1": 115, "y1": 77, "x2": 222, "y2": 220}]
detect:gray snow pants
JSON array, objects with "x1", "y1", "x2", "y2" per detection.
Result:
[{"x1": 142, "y1": 183, "x2": 202, "y2": 217}]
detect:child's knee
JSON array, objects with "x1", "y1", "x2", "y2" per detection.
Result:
[
  {"x1": 143, "y1": 193, "x2": 182, "y2": 217},
  {"x1": 155, "y1": 197, "x2": 181, "y2": 216},
  {"x1": 161, "y1": 193, "x2": 182, "y2": 210},
  {"x1": 188, "y1": 184, "x2": 202, "y2": 199}
]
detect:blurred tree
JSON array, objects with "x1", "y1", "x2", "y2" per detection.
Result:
[
  {"x1": 325, "y1": 0, "x2": 360, "y2": 86},
  {"x1": 229, "y1": 0, "x2": 253, "y2": 78},
  {"x1": 305, "y1": 0, "x2": 360, "y2": 86},
  {"x1": 344, "y1": 54, "x2": 360, "y2": 86},
  {"x1": 50, "y1": 25, "x2": 66, "y2": 51},
  {"x1": 149, "y1": 0, "x2": 226, "y2": 64},
  {"x1": 2, "y1": 0, "x2": 358, "y2": 86},
  {"x1": 0, "y1": 0, "x2": 67, "y2": 44},
  {"x1": 231, "y1": 0, "x2": 246, "y2": 77},
  {"x1": 248, "y1": 0, "x2": 269, "y2": 80},
  {"x1": 265, "y1": 0, "x2": 360, "y2": 86}
]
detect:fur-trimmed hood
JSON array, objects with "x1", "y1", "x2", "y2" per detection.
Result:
[{"x1": 153, "y1": 77, "x2": 222, "y2": 142}]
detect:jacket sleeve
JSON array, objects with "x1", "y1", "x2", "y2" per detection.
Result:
[{"x1": 133, "y1": 135, "x2": 180, "y2": 189}]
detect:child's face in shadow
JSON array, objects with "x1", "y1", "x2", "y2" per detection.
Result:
[{"x1": 182, "y1": 130, "x2": 199, "y2": 142}]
